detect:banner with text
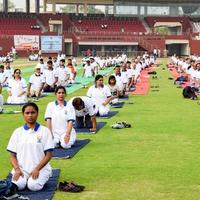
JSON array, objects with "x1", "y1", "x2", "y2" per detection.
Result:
[
  {"x1": 41, "y1": 36, "x2": 62, "y2": 53},
  {"x1": 14, "y1": 35, "x2": 39, "y2": 51}
]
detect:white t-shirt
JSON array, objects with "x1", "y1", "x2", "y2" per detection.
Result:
[
  {"x1": 29, "y1": 74, "x2": 45, "y2": 90},
  {"x1": 113, "y1": 73, "x2": 127, "y2": 91},
  {"x1": 121, "y1": 71, "x2": 129, "y2": 83},
  {"x1": 126, "y1": 68, "x2": 134, "y2": 79},
  {"x1": 8, "y1": 78, "x2": 27, "y2": 96},
  {"x1": 45, "y1": 101, "x2": 75, "y2": 136},
  {"x1": 87, "y1": 85, "x2": 111, "y2": 107},
  {"x1": 84, "y1": 64, "x2": 93, "y2": 77},
  {"x1": 56, "y1": 67, "x2": 70, "y2": 81},
  {"x1": 7, "y1": 123, "x2": 53, "y2": 174},
  {"x1": 196, "y1": 70, "x2": 200, "y2": 80},
  {"x1": 43, "y1": 69, "x2": 58, "y2": 86},
  {"x1": 4, "y1": 68, "x2": 14, "y2": 80},
  {"x1": 91, "y1": 62, "x2": 98, "y2": 72},
  {"x1": 0, "y1": 71, "x2": 7, "y2": 84},
  {"x1": 68, "y1": 96, "x2": 96, "y2": 117},
  {"x1": 108, "y1": 84, "x2": 119, "y2": 97},
  {"x1": 98, "y1": 59, "x2": 105, "y2": 69}
]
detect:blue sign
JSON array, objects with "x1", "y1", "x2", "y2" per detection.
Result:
[{"x1": 41, "y1": 36, "x2": 62, "y2": 53}]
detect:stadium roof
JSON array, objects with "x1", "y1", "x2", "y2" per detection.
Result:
[{"x1": 46, "y1": 0, "x2": 200, "y2": 4}]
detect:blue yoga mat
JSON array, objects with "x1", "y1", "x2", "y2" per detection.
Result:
[
  {"x1": 75, "y1": 122, "x2": 107, "y2": 134},
  {"x1": 52, "y1": 139, "x2": 90, "y2": 159},
  {"x1": 7, "y1": 169, "x2": 60, "y2": 200},
  {"x1": 119, "y1": 95, "x2": 129, "y2": 99},
  {"x1": 110, "y1": 102, "x2": 125, "y2": 108},
  {"x1": 4, "y1": 103, "x2": 26, "y2": 106},
  {"x1": 97, "y1": 111, "x2": 119, "y2": 119}
]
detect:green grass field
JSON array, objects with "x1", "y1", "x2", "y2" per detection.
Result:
[{"x1": 1, "y1": 58, "x2": 200, "y2": 200}]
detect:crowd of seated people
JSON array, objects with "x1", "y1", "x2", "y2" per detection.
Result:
[
  {"x1": 0, "y1": 50, "x2": 157, "y2": 198},
  {"x1": 168, "y1": 54, "x2": 200, "y2": 96},
  {"x1": 0, "y1": 51, "x2": 156, "y2": 109}
]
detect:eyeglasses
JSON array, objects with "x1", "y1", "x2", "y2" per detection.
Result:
[{"x1": 15, "y1": 72, "x2": 21, "y2": 74}]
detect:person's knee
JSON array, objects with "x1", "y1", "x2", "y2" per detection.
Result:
[
  {"x1": 27, "y1": 178, "x2": 43, "y2": 191},
  {"x1": 99, "y1": 107, "x2": 109, "y2": 116},
  {"x1": 60, "y1": 141, "x2": 72, "y2": 149},
  {"x1": 12, "y1": 176, "x2": 26, "y2": 191},
  {"x1": 60, "y1": 133, "x2": 76, "y2": 149}
]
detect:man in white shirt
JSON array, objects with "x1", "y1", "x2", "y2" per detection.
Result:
[
  {"x1": 82, "y1": 59, "x2": 94, "y2": 78},
  {"x1": 68, "y1": 96, "x2": 97, "y2": 133},
  {"x1": 113, "y1": 65, "x2": 127, "y2": 97},
  {"x1": 27, "y1": 66, "x2": 45, "y2": 99},
  {"x1": 90, "y1": 57, "x2": 99, "y2": 76},
  {"x1": 56, "y1": 59, "x2": 70, "y2": 87},
  {"x1": 43, "y1": 61, "x2": 58, "y2": 92},
  {"x1": 36, "y1": 59, "x2": 46, "y2": 74}
]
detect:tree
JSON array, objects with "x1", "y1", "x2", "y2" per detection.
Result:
[
  {"x1": 154, "y1": 26, "x2": 169, "y2": 35},
  {"x1": 60, "y1": 4, "x2": 103, "y2": 14},
  {"x1": 60, "y1": 5, "x2": 76, "y2": 13},
  {"x1": 0, "y1": 0, "x2": 15, "y2": 11}
]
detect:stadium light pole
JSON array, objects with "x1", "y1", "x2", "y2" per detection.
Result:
[
  {"x1": 35, "y1": 0, "x2": 40, "y2": 14},
  {"x1": 3, "y1": 0, "x2": 8, "y2": 13},
  {"x1": 26, "y1": 0, "x2": 30, "y2": 13}
]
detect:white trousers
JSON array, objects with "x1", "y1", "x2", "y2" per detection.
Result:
[
  {"x1": 95, "y1": 104, "x2": 109, "y2": 116},
  {"x1": 7, "y1": 95, "x2": 27, "y2": 104},
  {"x1": 12, "y1": 168, "x2": 51, "y2": 191},
  {"x1": 53, "y1": 128, "x2": 76, "y2": 149},
  {"x1": 0, "y1": 94, "x2": 3, "y2": 107}
]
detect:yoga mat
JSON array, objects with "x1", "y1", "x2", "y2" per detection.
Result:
[
  {"x1": 119, "y1": 95, "x2": 129, "y2": 99},
  {"x1": 75, "y1": 122, "x2": 107, "y2": 134},
  {"x1": 132, "y1": 68, "x2": 152, "y2": 95},
  {"x1": 97, "y1": 111, "x2": 118, "y2": 119},
  {"x1": 110, "y1": 102, "x2": 125, "y2": 108},
  {"x1": 4, "y1": 103, "x2": 26, "y2": 106},
  {"x1": 52, "y1": 139, "x2": 90, "y2": 159},
  {"x1": 168, "y1": 68, "x2": 190, "y2": 88},
  {"x1": 7, "y1": 169, "x2": 60, "y2": 200}
]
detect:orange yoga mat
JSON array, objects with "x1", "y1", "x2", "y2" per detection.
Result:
[{"x1": 132, "y1": 68, "x2": 152, "y2": 95}]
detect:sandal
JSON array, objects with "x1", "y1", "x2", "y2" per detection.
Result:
[
  {"x1": 111, "y1": 122, "x2": 124, "y2": 129},
  {"x1": 121, "y1": 121, "x2": 131, "y2": 128},
  {"x1": 62, "y1": 181, "x2": 85, "y2": 191},
  {"x1": 58, "y1": 182, "x2": 82, "y2": 193}
]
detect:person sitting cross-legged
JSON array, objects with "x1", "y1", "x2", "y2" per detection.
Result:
[{"x1": 87, "y1": 75, "x2": 112, "y2": 116}]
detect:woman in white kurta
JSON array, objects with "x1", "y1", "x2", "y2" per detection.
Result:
[
  {"x1": 7, "y1": 102, "x2": 54, "y2": 191},
  {"x1": 45, "y1": 86, "x2": 76, "y2": 149},
  {"x1": 87, "y1": 74, "x2": 112, "y2": 116},
  {"x1": 7, "y1": 69, "x2": 27, "y2": 104}
]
